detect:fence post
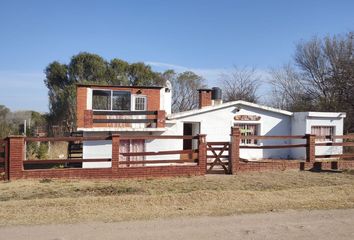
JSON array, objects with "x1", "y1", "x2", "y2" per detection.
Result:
[
  {"x1": 198, "y1": 134, "x2": 207, "y2": 175},
  {"x1": 229, "y1": 127, "x2": 240, "y2": 174},
  {"x1": 111, "y1": 134, "x2": 120, "y2": 173},
  {"x1": 305, "y1": 134, "x2": 315, "y2": 163},
  {"x1": 4, "y1": 138, "x2": 9, "y2": 181},
  {"x1": 8, "y1": 136, "x2": 25, "y2": 180},
  {"x1": 84, "y1": 110, "x2": 93, "y2": 128},
  {"x1": 156, "y1": 110, "x2": 166, "y2": 128}
]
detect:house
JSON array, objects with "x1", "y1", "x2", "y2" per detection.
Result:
[{"x1": 76, "y1": 83, "x2": 346, "y2": 168}]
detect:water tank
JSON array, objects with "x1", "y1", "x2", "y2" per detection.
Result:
[{"x1": 211, "y1": 87, "x2": 222, "y2": 100}]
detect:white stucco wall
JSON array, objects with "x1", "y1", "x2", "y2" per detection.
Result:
[
  {"x1": 291, "y1": 112, "x2": 344, "y2": 159},
  {"x1": 81, "y1": 104, "x2": 345, "y2": 168},
  {"x1": 166, "y1": 104, "x2": 292, "y2": 160}
]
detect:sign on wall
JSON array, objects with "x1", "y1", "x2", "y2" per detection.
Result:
[{"x1": 234, "y1": 115, "x2": 261, "y2": 121}]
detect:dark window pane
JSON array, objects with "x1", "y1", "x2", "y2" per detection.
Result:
[
  {"x1": 92, "y1": 90, "x2": 111, "y2": 110},
  {"x1": 112, "y1": 91, "x2": 131, "y2": 110}
]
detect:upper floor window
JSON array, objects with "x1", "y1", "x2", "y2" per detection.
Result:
[
  {"x1": 92, "y1": 90, "x2": 131, "y2": 111},
  {"x1": 311, "y1": 126, "x2": 334, "y2": 142},
  {"x1": 234, "y1": 123, "x2": 259, "y2": 145},
  {"x1": 112, "y1": 91, "x2": 131, "y2": 110},
  {"x1": 134, "y1": 96, "x2": 147, "y2": 111},
  {"x1": 92, "y1": 90, "x2": 111, "y2": 110}
]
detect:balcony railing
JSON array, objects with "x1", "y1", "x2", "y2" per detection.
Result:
[{"x1": 83, "y1": 110, "x2": 166, "y2": 129}]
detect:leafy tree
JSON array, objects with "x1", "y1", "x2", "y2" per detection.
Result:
[{"x1": 44, "y1": 52, "x2": 166, "y2": 134}]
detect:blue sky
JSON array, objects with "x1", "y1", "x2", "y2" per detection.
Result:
[{"x1": 0, "y1": 0, "x2": 353, "y2": 112}]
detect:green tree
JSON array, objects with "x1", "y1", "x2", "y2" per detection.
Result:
[{"x1": 44, "y1": 52, "x2": 166, "y2": 133}]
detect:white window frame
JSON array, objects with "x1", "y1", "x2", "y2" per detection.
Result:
[{"x1": 132, "y1": 95, "x2": 147, "y2": 111}]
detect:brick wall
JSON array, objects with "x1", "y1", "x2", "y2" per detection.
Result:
[
  {"x1": 198, "y1": 89, "x2": 212, "y2": 108},
  {"x1": 76, "y1": 85, "x2": 162, "y2": 129},
  {"x1": 6, "y1": 134, "x2": 207, "y2": 180}
]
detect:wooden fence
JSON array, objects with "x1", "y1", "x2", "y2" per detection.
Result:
[
  {"x1": 4, "y1": 134, "x2": 206, "y2": 180},
  {"x1": 1, "y1": 128, "x2": 354, "y2": 180}
]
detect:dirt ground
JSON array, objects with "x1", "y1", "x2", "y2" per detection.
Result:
[
  {"x1": 1, "y1": 209, "x2": 354, "y2": 240},
  {"x1": 1, "y1": 170, "x2": 354, "y2": 226}
]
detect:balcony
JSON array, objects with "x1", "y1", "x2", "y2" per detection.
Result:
[{"x1": 80, "y1": 110, "x2": 166, "y2": 131}]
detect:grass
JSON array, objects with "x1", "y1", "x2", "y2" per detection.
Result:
[{"x1": 1, "y1": 170, "x2": 354, "y2": 226}]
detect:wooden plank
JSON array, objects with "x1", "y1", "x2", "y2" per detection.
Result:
[
  {"x1": 119, "y1": 159, "x2": 198, "y2": 165},
  {"x1": 207, "y1": 147, "x2": 229, "y2": 151},
  {"x1": 122, "y1": 149, "x2": 195, "y2": 157},
  {"x1": 24, "y1": 158, "x2": 111, "y2": 164},
  {"x1": 315, "y1": 154, "x2": 354, "y2": 159},
  {"x1": 93, "y1": 119, "x2": 156, "y2": 124},
  {"x1": 240, "y1": 135, "x2": 306, "y2": 140},
  {"x1": 120, "y1": 135, "x2": 195, "y2": 140},
  {"x1": 26, "y1": 136, "x2": 111, "y2": 142},
  {"x1": 333, "y1": 135, "x2": 354, "y2": 139},
  {"x1": 315, "y1": 142, "x2": 354, "y2": 147},
  {"x1": 240, "y1": 144, "x2": 307, "y2": 149},
  {"x1": 93, "y1": 110, "x2": 157, "y2": 115},
  {"x1": 207, "y1": 142, "x2": 229, "y2": 145}
]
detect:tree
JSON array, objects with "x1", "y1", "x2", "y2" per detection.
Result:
[
  {"x1": 269, "y1": 32, "x2": 354, "y2": 132},
  {"x1": 44, "y1": 52, "x2": 166, "y2": 133},
  {"x1": 219, "y1": 67, "x2": 260, "y2": 103},
  {"x1": 269, "y1": 64, "x2": 314, "y2": 111},
  {"x1": 166, "y1": 70, "x2": 206, "y2": 113}
]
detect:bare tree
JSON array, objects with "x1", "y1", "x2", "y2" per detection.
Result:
[
  {"x1": 219, "y1": 67, "x2": 260, "y2": 103},
  {"x1": 269, "y1": 32, "x2": 354, "y2": 132},
  {"x1": 163, "y1": 70, "x2": 207, "y2": 113},
  {"x1": 268, "y1": 64, "x2": 313, "y2": 111}
]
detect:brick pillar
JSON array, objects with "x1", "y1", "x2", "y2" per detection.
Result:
[
  {"x1": 156, "y1": 110, "x2": 166, "y2": 128},
  {"x1": 306, "y1": 134, "x2": 315, "y2": 163},
  {"x1": 3, "y1": 138, "x2": 9, "y2": 181},
  {"x1": 84, "y1": 110, "x2": 93, "y2": 128},
  {"x1": 111, "y1": 134, "x2": 120, "y2": 172},
  {"x1": 229, "y1": 127, "x2": 240, "y2": 174},
  {"x1": 198, "y1": 134, "x2": 207, "y2": 175},
  {"x1": 8, "y1": 136, "x2": 25, "y2": 180}
]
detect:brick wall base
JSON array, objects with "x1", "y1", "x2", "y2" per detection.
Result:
[
  {"x1": 237, "y1": 160, "x2": 354, "y2": 173},
  {"x1": 19, "y1": 165, "x2": 202, "y2": 180}
]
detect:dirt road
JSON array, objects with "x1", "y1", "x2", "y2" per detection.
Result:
[{"x1": 1, "y1": 209, "x2": 354, "y2": 240}]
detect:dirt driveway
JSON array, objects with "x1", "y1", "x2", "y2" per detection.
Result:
[{"x1": 1, "y1": 209, "x2": 354, "y2": 240}]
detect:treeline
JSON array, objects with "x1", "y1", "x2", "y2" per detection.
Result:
[{"x1": 1, "y1": 31, "x2": 353, "y2": 138}]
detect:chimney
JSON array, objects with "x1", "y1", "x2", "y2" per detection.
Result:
[
  {"x1": 198, "y1": 89, "x2": 212, "y2": 109},
  {"x1": 211, "y1": 87, "x2": 223, "y2": 106}
]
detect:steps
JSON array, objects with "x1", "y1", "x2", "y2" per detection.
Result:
[{"x1": 67, "y1": 131, "x2": 83, "y2": 168}]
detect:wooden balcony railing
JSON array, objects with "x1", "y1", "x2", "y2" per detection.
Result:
[{"x1": 83, "y1": 110, "x2": 166, "y2": 128}]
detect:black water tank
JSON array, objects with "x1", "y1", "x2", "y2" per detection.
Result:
[{"x1": 211, "y1": 87, "x2": 222, "y2": 100}]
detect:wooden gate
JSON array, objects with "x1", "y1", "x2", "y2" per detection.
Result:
[
  {"x1": 0, "y1": 139, "x2": 8, "y2": 180},
  {"x1": 206, "y1": 142, "x2": 230, "y2": 174}
]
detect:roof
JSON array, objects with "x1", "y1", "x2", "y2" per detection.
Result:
[
  {"x1": 295, "y1": 112, "x2": 347, "y2": 118},
  {"x1": 76, "y1": 83, "x2": 164, "y2": 89},
  {"x1": 168, "y1": 100, "x2": 293, "y2": 119}
]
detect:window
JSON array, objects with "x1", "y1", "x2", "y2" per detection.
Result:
[
  {"x1": 134, "y1": 96, "x2": 147, "y2": 111},
  {"x1": 92, "y1": 90, "x2": 131, "y2": 111},
  {"x1": 92, "y1": 90, "x2": 111, "y2": 110},
  {"x1": 112, "y1": 91, "x2": 131, "y2": 110},
  {"x1": 311, "y1": 126, "x2": 334, "y2": 142},
  {"x1": 235, "y1": 124, "x2": 259, "y2": 145}
]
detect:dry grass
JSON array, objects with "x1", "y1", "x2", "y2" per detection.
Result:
[{"x1": 1, "y1": 170, "x2": 354, "y2": 226}]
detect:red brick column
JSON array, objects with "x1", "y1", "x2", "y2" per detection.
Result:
[
  {"x1": 306, "y1": 134, "x2": 316, "y2": 163},
  {"x1": 229, "y1": 127, "x2": 240, "y2": 174},
  {"x1": 156, "y1": 110, "x2": 166, "y2": 128},
  {"x1": 8, "y1": 136, "x2": 25, "y2": 180},
  {"x1": 84, "y1": 110, "x2": 93, "y2": 128},
  {"x1": 198, "y1": 134, "x2": 207, "y2": 175},
  {"x1": 111, "y1": 134, "x2": 120, "y2": 172}
]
